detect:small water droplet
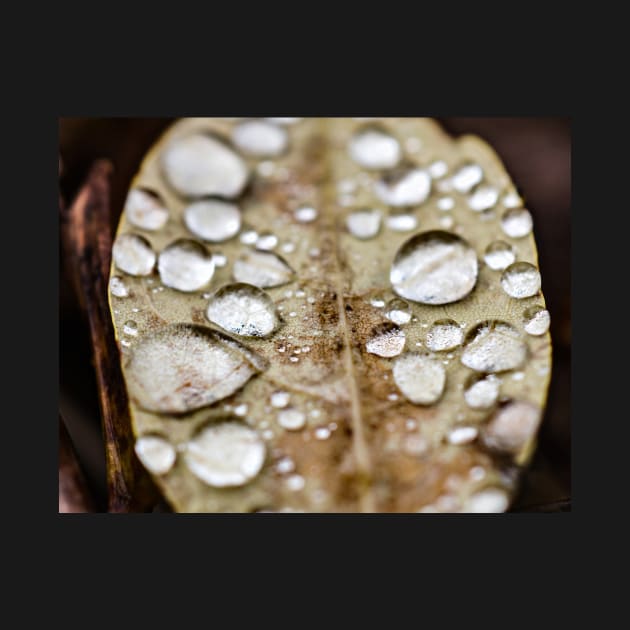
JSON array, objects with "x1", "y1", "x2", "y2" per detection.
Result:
[
  {"x1": 501, "y1": 208, "x2": 533, "y2": 238},
  {"x1": 289, "y1": 356, "x2": 299, "y2": 363},
  {"x1": 125, "y1": 188, "x2": 169, "y2": 231},
  {"x1": 286, "y1": 474, "x2": 305, "y2": 491},
  {"x1": 461, "y1": 321, "x2": 527, "y2": 373},
  {"x1": 214, "y1": 253, "x2": 228, "y2": 267},
  {"x1": 183, "y1": 421, "x2": 266, "y2": 488},
  {"x1": 233, "y1": 250, "x2": 294, "y2": 288},
  {"x1": 500, "y1": 262, "x2": 541, "y2": 298},
  {"x1": 390, "y1": 231, "x2": 478, "y2": 305},
  {"x1": 425, "y1": 319, "x2": 464, "y2": 352},
  {"x1": 385, "y1": 298, "x2": 412, "y2": 325},
  {"x1": 502, "y1": 192, "x2": 523, "y2": 208},
  {"x1": 271, "y1": 391, "x2": 291, "y2": 408},
  {"x1": 366, "y1": 323, "x2": 406, "y2": 358},
  {"x1": 405, "y1": 419, "x2": 417, "y2": 431},
  {"x1": 233, "y1": 403, "x2": 248, "y2": 417},
  {"x1": 123, "y1": 320, "x2": 138, "y2": 337},
  {"x1": 275, "y1": 456, "x2": 295, "y2": 474},
  {"x1": 349, "y1": 126, "x2": 401, "y2": 170},
  {"x1": 464, "y1": 375, "x2": 500, "y2": 409},
  {"x1": 523, "y1": 305, "x2": 551, "y2": 336},
  {"x1": 439, "y1": 216, "x2": 454, "y2": 229},
  {"x1": 451, "y1": 163, "x2": 483, "y2": 194},
  {"x1": 346, "y1": 208, "x2": 382, "y2": 240},
  {"x1": 387, "y1": 393, "x2": 399, "y2": 401},
  {"x1": 468, "y1": 185, "x2": 499, "y2": 212},
  {"x1": 469, "y1": 466, "x2": 486, "y2": 482},
  {"x1": 403, "y1": 434, "x2": 428, "y2": 456},
  {"x1": 437, "y1": 196, "x2": 455, "y2": 211},
  {"x1": 386, "y1": 213, "x2": 418, "y2": 232},
  {"x1": 257, "y1": 161, "x2": 276, "y2": 177},
  {"x1": 511, "y1": 371, "x2": 525, "y2": 381},
  {"x1": 314, "y1": 426, "x2": 331, "y2": 440},
  {"x1": 158, "y1": 239, "x2": 215, "y2": 292},
  {"x1": 184, "y1": 199, "x2": 241, "y2": 243},
  {"x1": 113, "y1": 233, "x2": 156, "y2": 277},
  {"x1": 134, "y1": 435, "x2": 176, "y2": 475},
  {"x1": 278, "y1": 408, "x2": 306, "y2": 431},
  {"x1": 337, "y1": 179, "x2": 357, "y2": 195},
  {"x1": 428, "y1": 160, "x2": 448, "y2": 179},
  {"x1": 375, "y1": 166, "x2": 431, "y2": 207},
  {"x1": 484, "y1": 241, "x2": 516, "y2": 270},
  {"x1": 281, "y1": 242, "x2": 296, "y2": 254},
  {"x1": 294, "y1": 206, "x2": 318, "y2": 223},
  {"x1": 109, "y1": 276, "x2": 129, "y2": 298},
  {"x1": 232, "y1": 119, "x2": 288, "y2": 157},
  {"x1": 463, "y1": 488, "x2": 509, "y2": 513},
  {"x1": 393, "y1": 353, "x2": 446, "y2": 405},
  {"x1": 240, "y1": 229, "x2": 259, "y2": 245},
  {"x1": 370, "y1": 294, "x2": 387, "y2": 308},
  {"x1": 447, "y1": 426, "x2": 478, "y2": 445},
  {"x1": 120, "y1": 339, "x2": 132, "y2": 348},
  {"x1": 256, "y1": 232, "x2": 279, "y2": 251}
]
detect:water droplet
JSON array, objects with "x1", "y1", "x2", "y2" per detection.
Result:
[
  {"x1": 314, "y1": 426, "x2": 331, "y2": 440},
  {"x1": 234, "y1": 403, "x2": 248, "y2": 417},
  {"x1": 270, "y1": 391, "x2": 290, "y2": 408},
  {"x1": 464, "y1": 375, "x2": 500, "y2": 409},
  {"x1": 278, "y1": 408, "x2": 306, "y2": 431},
  {"x1": 206, "y1": 283, "x2": 279, "y2": 338},
  {"x1": 405, "y1": 137, "x2": 423, "y2": 153},
  {"x1": 240, "y1": 229, "x2": 259, "y2": 245},
  {"x1": 502, "y1": 192, "x2": 523, "y2": 208},
  {"x1": 134, "y1": 435, "x2": 176, "y2": 475},
  {"x1": 286, "y1": 474, "x2": 305, "y2": 491},
  {"x1": 233, "y1": 250, "x2": 294, "y2": 288},
  {"x1": 523, "y1": 306, "x2": 551, "y2": 336},
  {"x1": 275, "y1": 456, "x2": 295, "y2": 474},
  {"x1": 289, "y1": 356, "x2": 299, "y2": 363},
  {"x1": 428, "y1": 160, "x2": 448, "y2": 179},
  {"x1": 403, "y1": 434, "x2": 428, "y2": 456},
  {"x1": 439, "y1": 216, "x2": 454, "y2": 229},
  {"x1": 183, "y1": 421, "x2": 266, "y2": 488},
  {"x1": 256, "y1": 161, "x2": 275, "y2": 177},
  {"x1": 281, "y1": 242, "x2": 296, "y2": 254},
  {"x1": 113, "y1": 233, "x2": 156, "y2": 277},
  {"x1": 469, "y1": 466, "x2": 486, "y2": 482},
  {"x1": 308, "y1": 247, "x2": 321, "y2": 258},
  {"x1": 447, "y1": 426, "x2": 478, "y2": 445},
  {"x1": 386, "y1": 213, "x2": 418, "y2": 232},
  {"x1": 184, "y1": 199, "x2": 241, "y2": 243},
  {"x1": 425, "y1": 319, "x2": 464, "y2": 352},
  {"x1": 213, "y1": 253, "x2": 227, "y2": 267},
  {"x1": 500, "y1": 262, "x2": 541, "y2": 298},
  {"x1": 344, "y1": 208, "x2": 381, "y2": 240},
  {"x1": 109, "y1": 276, "x2": 129, "y2": 298},
  {"x1": 294, "y1": 206, "x2": 318, "y2": 223},
  {"x1": 256, "y1": 232, "x2": 278, "y2": 251},
  {"x1": 463, "y1": 488, "x2": 509, "y2": 513},
  {"x1": 484, "y1": 241, "x2": 515, "y2": 270},
  {"x1": 451, "y1": 163, "x2": 483, "y2": 194},
  {"x1": 390, "y1": 231, "x2": 478, "y2": 305},
  {"x1": 461, "y1": 321, "x2": 527, "y2": 373},
  {"x1": 232, "y1": 119, "x2": 288, "y2": 157},
  {"x1": 385, "y1": 298, "x2": 412, "y2": 325},
  {"x1": 393, "y1": 353, "x2": 446, "y2": 405},
  {"x1": 511, "y1": 372, "x2": 525, "y2": 381},
  {"x1": 161, "y1": 133, "x2": 249, "y2": 199},
  {"x1": 437, "y1": 197, "x2": 455, "y2": 211},
  {"x1": 158, "y1": 239, "x2": 215, "y2": 292},
  {"x1": 501, "y1": 208, "x2": 533, "y2": 238},
  {"x1": 481, "y1": 401, "x2": 541, "y2": 457},
  {"x1": 468, "y1": 185, "x2": 499, "y2": 211},
  {"x1": 338, "y1": 179, "x2": 357, "y2": 195},
  {"x1": 125, "y1": 188, "x2": 169, "y2": 231},
  {"x1": 349, "y1": 126, "x2": 401, "y2": 170},
  {"x1": 366, "y1": 323, "x2": 406, "y2": 358},
  {"x1": 125, "y1": 324, "x2": 266, "y2": 414},
  {"x1": 405, "y1": 419, "x2": 417, "y2": 431},
  {"x1": 375, "y1": 166, "x2": 431, "y2": 207},
  {"x1": 123, "y1": 320, "x2": 138, "y2": 337},
  {"x1": 370, "y1": 295, "x2": 387, "y2": 308}
]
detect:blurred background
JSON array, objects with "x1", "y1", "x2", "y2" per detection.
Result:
[{"x1": 59, "y1": 117, "x2": 571, "y2": 512}]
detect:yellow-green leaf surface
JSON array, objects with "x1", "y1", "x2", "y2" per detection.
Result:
[{"x1": 108, "y1": 118, "x2": 552, "y2": 513}]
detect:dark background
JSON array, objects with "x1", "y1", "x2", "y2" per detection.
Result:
[{"x1": 59, "y1": 117, "x2": 571, "y2": 512}]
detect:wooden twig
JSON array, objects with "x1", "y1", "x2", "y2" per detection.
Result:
[
  {"x1": 60, "y1": 160, "x2": 158, "y2": 512},
  {"x1": 59, "y1": 416, "x2": 95, "y2": 513}
]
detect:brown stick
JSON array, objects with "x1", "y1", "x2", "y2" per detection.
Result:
[
  {"x1": 60, "y1": 160, "x2": 158, "y2": 512},
  {"x1": 59, "y1": 417, "x2": 95, "y2": 513}
]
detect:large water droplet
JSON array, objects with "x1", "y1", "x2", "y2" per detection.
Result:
[
  {"x1": 232, "y1": 119, "x2": 288, "y2": 157},
  {"x1": 464, "y1": 374, "x2": 500, "y2": 409},
  {"x1": 481, "y1": 401, "x2": 541, "y2": 456},
  {"x1": 425, "y1": 319, "x2": 464, "y2": 352},
  {"x1": 462, "y1": 488, "x2": 509, "y2": 513},
  {"x1": 393, "y1": 353, "x2": 446, "y2": 405},
  {"x1": 484, "y1": 241, "x2": 515, "y2": 270},
  {"x1": 113, "y1": 233, "x2": 156, "y2": 276},
  {"x1": 134, "y1": 435, "x2": 176, "y2": 475},
  {"x1": 109, "y1": 276, "x2": 129, "y2": 298},
  {"x1": 206, "y1": 283, "x2": 279, "y2": 338},
  {"x1": 461, "y1": 321, "x2": 527, "y2": 373},
  {"x1": 390, "y1": 231, "x2": 478, "y2": 305},
  {"x1": 125, "y1": 188, "x2": 169, "y2": 231},
  {"x1": 501, "y1": 207, "x2": 533, "y2": 238},
  {"x1": 277, "y1": 408, "x2": 306, "y2": 431},
  {"x1": 451, "y1": 163, "x2": 483, "y2": 193},
  {"x1": 374, "y1": 167, "x2": 431, "y2": 207},
  {"x1": 386, "y1": 213, "x2": 418, "y2": 232},
  {"x1": 233, "y1": 250, "x2": 294, "y2": 288},
  {"x1": 125, "y1": 324, "x2": 266, "y2": 414},
  {"x1": 184, "y1": 199, "x2": 241, "y2": 243},
  {"x1": 366, "y1": 323, "x2": 406, "y2": 358},
  {"x1": 523, "y1": 305, "x2": 551, "y2": 336},
  {"x1": 348, "y1": 126, "x2": 401, "y2": 170},
  {"x1": 385, "y1": 298, "x2": 411, "y2": 325},
  {"x1": 183, "y1": 421, "x2": 266, "y2": 487},
  {"x1": 500, "y1": 262, "x2": 541, "y2": 299},
  {"x1": 346, "y1": 209, "x2": 382, "y2": 240},
  {"x1": 158, "y1": 239, "x2": 215, "y2": 292},
  {"x1": 467, "y1": 185, "x2": 499, "y2": 212},
  {"x1": 161, "y1": 133, "x2": 249, "y2": 199}
]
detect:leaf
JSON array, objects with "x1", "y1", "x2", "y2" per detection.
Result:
[{"x1": 108, "y1": 118, "x2": 552, "y2": 513}]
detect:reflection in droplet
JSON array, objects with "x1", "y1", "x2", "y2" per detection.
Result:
[
  {"x1": 125, "y1": 324, "x2": 266, "y2": 414},
  {"x1": 184, "y1": 199, "x2": 241, "y2": 243},
  {"x1": 125, "y1": 188, "x2": 169, "y2": 231},
  {"x1": 349, "y1": 126, "x2": 401, "y2": 170},
  {"x1": 386, "y1": 213, "x2": 418, "y2": 232},
  {"x1": 452, "y1": 163, "x2": 483, "y2": 193},
  {"x1": 390, "y1": 231, "x2": 478, "y2": 305},
  {"x1": 484, "y1": 241, "x2": 516, "y2": 270},
  {"x1": 393, "y1": 353, "x2": 446, "y2": 405},
  {"x1": 158, "y1": 239, "x2": 215, "y2": 292},
  {"x1": 161, "y1": 133, "x2": 249, "y2": 199},
  {"x1": 184, "y1": 421, "x2": 266, "y2": 488},
  {"x1": 523, "y1": 306, "x2": 551, "y2": 336},
  {"x1": 500, "y1": 262, "x2": 541, "y2": 299},
  {"x1": 463, "y1": 488, "x2": 509, "y2": 513},
  {"x1": 366, "y1": 323, "x2": 406, "y2": 358},
  {"x1": 461, "y1": 321, "x2": 527, "y2": 373},
  {"x1": 277, "y1": 408, "x2": 306, "y2": 431},
  {"x1": 464, "y1": 375, "x2": 500, "y2": 409},
  {"x1": 374, "y1": 167, "x2": 431, "y2": 207},
  {"x1": 501, "y1": 208, "x2": 533, "y2": 238},
  {"x1": 134, "y1": 435, "x2": 176, "y2": 475},
  {"x1": 346, "y1": 209, "x2": 382, "y2": 240},
  {"x1": 206, "y1": 283, "x2": 279, "y2": 338},
  {"x1": 113, "y1": 233, "x2": 156, "y2": 277},
  {"x1": 233, "y1": 250, "x2": 294, "y2": 288},
  {"x1": 232, "y1": 119, "x2": 288, "y2": 157},
  {"x1": 385, "y1": 299, "x2": 412, "y2": 325},
  {"x1": 425, "y1": 319, "x2": 463, "y2": 352},
  {"x1": 110, "y1": 276, "x2": 129, "y2": 298},
  {"x1": 468, "y1": 185, "x2": 499, "y2": 212},
  {"x1": 481, "y1": 401, "x2": 541, "y2": 456}
]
